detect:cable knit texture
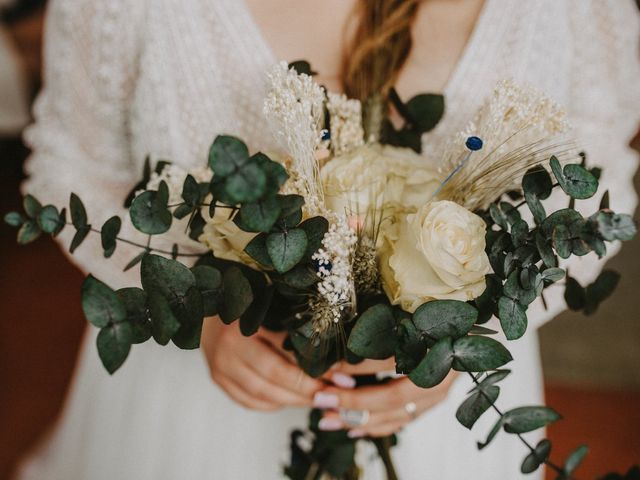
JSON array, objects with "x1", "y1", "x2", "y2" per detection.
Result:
[{"x1": 16, "y1": 1, "x2": 639, "y2": 479}]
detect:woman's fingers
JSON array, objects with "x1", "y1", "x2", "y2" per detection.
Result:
[
  {"x1": 329, "y1": 358, "x2": 397, "y2": 376},
  {"x1": 241, "y1": 336, "x2": 324, "y2": 401},
  {"x1": 212, "y1": 370, "x2": 280, "y2": 412}
]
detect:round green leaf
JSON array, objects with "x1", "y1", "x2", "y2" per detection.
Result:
[
  {"x1": 452, "y1": 335, "x2": 513, "y2": 372},
  {"x1": 36, "y1": 205, "x2": 60, "y2": 233},
  {"x1": 23, "y1": 194, "x2": 42, "y2": 218},
  {"x1": 498, "y1": 297, "x2": 528, "y2": 340},
  {"x1": 4, "y1": 211, "x2": 24, "y2": 227},
  {"x1": 405, "y1": 93, "x2": 445, "y2": 133},
  {"x1": 347, "y1": 304, "x2": 397, "y2": 360},
  {"x1": 267, "y1": 228, "x2": 308, "y2": 273},
  {"x1": 208, "y1": 135, "x2": 250, "y2": 177},
  {"x1": 17, "y1": 220, "x2": 41, "y2": 244},
  {"x1": 595, "y1": 212, "x2": 636, "y2": 242},
  {"x1": 69, "y1": 226, "x2": 91, "y2": 253},
  {"x1": 97, "y1": 322, "x2": 133, "y2": 374},
  {"x1": 299, "y1": 216, "x2": 329, "y2": 259},
  {"x1": 147, "y1": 291, "x2": 180, "y2": 345},
  {"x1": 220, "y1": 266, "x2": 254, "y2": 323},
  {"x1": 521, "y1": 439, "x2": 551, "y2": 474},
  {"x1": 239, "y1": 196, "x2": 282, "y2": 232},
  {"x1": 456, "y1": 385, "x2": 500, "y2": 430},
  {"x1": 224, "y1": 163, "x2": 267, "y2": 203},
  {"x1": 171, "y1": 287, "x2": 205, "y2": 349},
  {"x1": 140, "y1": 254, "x2": 196, "y2": 300},
  {"x1": 82, "y1": 275, "x2": 127, "y2": 328},
  {"x1": 130, "y1": 190, "x2": 172, "y2": 235},
  {"x1": 522, "y1": 166, "x2": 553, "y2": 200},
  {"x1": 116, "y1": 287, "x2": 152, "y2": 344},
  {"x1": 244, "y1": 233, "x2": 273, "y2": 268},
  {"x1": 412, "y1": 300, "x2": 478, "y2": 340},
  {"x1": 561, "y1": 164, "x2": 599, "y2": 199},
  {"x1": 408, "y1": 337, "x2": 454, "y2": 388}
]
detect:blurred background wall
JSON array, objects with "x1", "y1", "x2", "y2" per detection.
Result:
[{"x1": 0, "y1": 2, "x2": 639, "y2": 479}]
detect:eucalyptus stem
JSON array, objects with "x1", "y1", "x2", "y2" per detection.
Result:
[
  {"x1": 372, "y1": 436, "x2": 399, "y2": 480},
  {"x1": 465, "y1": 371, "x2": 570, "y2": 479},
  {"x1": 65, "y1": 223, "x2": 203, "y2": 258},
  {"x1": 514, "y1": 183, "x2": 560, "y2": 210}
]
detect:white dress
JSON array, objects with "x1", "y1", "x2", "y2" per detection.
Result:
[{"x1": 15, "y1": 0, "x2": 640, "y2": 479}]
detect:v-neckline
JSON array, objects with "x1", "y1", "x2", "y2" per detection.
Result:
[{"x1": 237, "y1": 0, "x2": 497, "y2": 100}]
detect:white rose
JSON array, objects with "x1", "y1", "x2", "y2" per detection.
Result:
[
  {"x1": 320, "y1": 145, "x2": 388, "y2": 216},
  {"x1": 320, "y1": 144, "x2": 442, "y2": 217},
  {"x1": 198, "y1": 203, "x2": 257, "y2": 266},
  {"x1": 379, "y1": 145, "x2": 442, "y2": 211},
  {"x1": 379, "y1": 200, "x2": 491, "y2": 312}
]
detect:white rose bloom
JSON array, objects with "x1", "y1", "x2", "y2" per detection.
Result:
[
  {"x1": 320, "y1": 145, "x2": 388, "y2": 216},
  {"x1": 320, "y1": 144, "x2": 442, "y2": 218},
  {"x1": 380, "y1": 200, "x2": 491, "y2": 313},
  {"x1": 198, "y1": 203, "x2": 257, "y2": 266},
  {"x1": 379, "y1": 145, "x2": 442, "y2": 210}
]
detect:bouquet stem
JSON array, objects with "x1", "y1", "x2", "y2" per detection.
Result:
[{"x1": 372, "y1": 436, "x2": 399, "y2": 480}]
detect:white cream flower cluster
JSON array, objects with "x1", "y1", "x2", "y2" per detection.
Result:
[
  {"x1": 326, "y1": 92, "x2": 365, "y2": 155},
  {"x1": 311, "y1": 215, "x2": 358, "y2": 328},
  {"x1": 263, "y1": 61, "x2": 326, "y2": 215}
]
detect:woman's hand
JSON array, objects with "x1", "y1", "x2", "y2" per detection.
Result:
[
  {"x1": 201, "y1": 317, "x2": 326, "y2": 411},
  {"x1": 314, "y1": 359, "x2": 458, "y2": 438}
]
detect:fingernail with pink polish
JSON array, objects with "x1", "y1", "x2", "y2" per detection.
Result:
[
  {"x1": 331, "y1": 373, "x2": 356, "y2": 389},
  {"x1": 318, "y1": 418, "x2": 343, "y2": 431},
  {"x1": 313, "y1": 392, "x2": 339, "y2": 409},
  {"x1": 348, "y1": 429, "x2": 366, "y2": 439}
]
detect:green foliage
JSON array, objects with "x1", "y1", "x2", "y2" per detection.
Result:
[
  {"x1": 408, "y1": 337, "x2": 454, "y2": 388},
  {"x1": 562, "y1": 445, "x2": 589, "y2": 478},
  {"x1": 100, "y1": 216, "x2": 121, "y2": 258},
  {"x1": 147, "y1": 291, "x2": 180, "y2": 345},
  {"x1": 521, "y1": 439, "x2": 552, "y2": 474},
  {"x1": 456, "y1": 384, "x2": 500, "y2": 429},
  {"x1": 70, "y1": 193, "x2": 88, "y2": 229},
  {"x1": 130, "y1": 183, "x2": 172, "y2": 235},
  {"x1": 219, "y1": 266, "x2": 254, "y2": 323},
  {"x1": 502, "y1": 406, "x2": 561, "y2": 433},
  {"x1": 451, "y1": 336, "x2": 513, "y2": 372},
  {"x1": 550, "y1": 156, "x2": 598, "y2": 199},
  {"x1": 347, "y1": 304, "x2": 397, "y2": 359},
  {"x1": 4, "y1": 211, "x2": 24, "y2": 227},
  {"x1": 267, "y1": 229, "x2": 308, "y2": 273},
  {"x1": 594, "y1": 211, "x2": 637, "y2": 241},
  {"x1": 412, "y1": 300, "x2": 477, "y2": 340},
  {"x1": 97, "y1": 322, "x2": 133, "y2": 374},
  {"x1": 37, "y1": 205, "x2": 61, "y2": 234},
  {"x1": 81, "y1": 275, "x2": 127, "y2": 328}
]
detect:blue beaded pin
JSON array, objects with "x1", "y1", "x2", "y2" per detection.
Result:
[{"x1": 430, "y1": 136, "x2": 483, "y2": 200}]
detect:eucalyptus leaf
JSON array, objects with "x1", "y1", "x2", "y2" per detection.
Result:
[
  {"x1": 208, "y1": 135, "x2": 250, "y2": 177},
  {"x1": 595, "y1": 212, "x2": 637, "y2": 241},
  {"x1": 456, "y1": 385, "x2": 499, "y2": 429},
  {"x1": 452, "y1": 336, "x2": 513, "y2": 372},
  {"x1": 192, "y1": 265, "x2": 222, "y2": 316},
  {"x1": 116, "y1": 287, "x2": 152, "y2": 344},
  {"x1": 267, "y1": 229, "x2": 308, "y2": 273},
  {"x1": 97, "y1": 322, "x2": 133, "y2": 374},
  {"x1": 224, "y1": 162, "x2": 267, "y2": 204},
  {"x1": 541, "y1": 268, "x2": 565, "y2": 283},
  {"x1": 408, "y1": 337, "x2": 454, "y2": 388},
  {"x1": 503, "y1": 406, "x2": 561, "y2": 434},
  {"x1": 220, "y1": 266, "x2": 254, "y2": 323},
  {"x1": 69, "y1": 193, "x2": 87, "y2": 229},
  {"x1": 124, "y1": 251, "x2": 147, "y2": 272},
  {"x1": 564, "y1": 445, "x2": 589, "y2": 475},
  {"x1": 17, "y1": 220, "x2": 41, "y2": 244},
  {"x1": 4, "y1": 211, "x2": 24, "y2": 227},
  {"x1": 100, "y1": 216, "x2": 122, "y2": 258},
  {"x1": 181, "y1": 174, "x2": 201, "y2": 206},
  {"x1": 299, "y1": 216, "x2": 329, "y2": 259},
  {"x1": 521, "y1": 439, "x2": 552, "y2": 474},
  {"x1": 147, "y1": 292, "x2": 180, "y2": 345},
  {"x1": 239, "y1": 195, "x2": 282, "y2": 232},
  {"x1": 130, "y1": 190, "x2": 172, "y2": 235},
  {"x1": 23, "y1": 194, "x2": 42, "y2": 218},
  {"x1": 37, "y1": 205, "x2": 61, "y2": 233},
  {"x1": 82, "y1": 275, "x2": 127, "y2": 328},
  {"x1": 522, "y1": 166, "x2": 553, "y2": 199},
  {"x1": 405, "y1": 93, "x2": 445, "y2": 133},
  {"x1": 535, "y1": 232, "x2": 557, "y2": 268},
  {"x1": 283, "y1": 265, "x2": 319, "y2": 289},
  {"x1": 348, "y1": 304, "x2": 397, "y2": 360},
  {"x1": 395, "y1": 318, "x2": 427, "y2": 373},
  {"x1": 171, "y1": 287, "x2": 205, "y2": 349},
  {"x1": 412, "y1": 300, "x2": 477, "y2": 340},
  {"x1": 69, "y1": 226, "x2": 90, "y2": 253},
  {"x1": 498, "y1": 297, "x2": 528, "y2": 340},
  {"x1": 140, "y1": 254, "x2": 196, "y2": 300},
  {"x1": 245, "y1": 233, "x2": 274, "y2": 268}
]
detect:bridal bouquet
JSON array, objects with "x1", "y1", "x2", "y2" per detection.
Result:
[{"x1": 6, "y1": 61, "x2": 638, "y2": 480}]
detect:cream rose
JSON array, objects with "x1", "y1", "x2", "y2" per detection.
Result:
[
  {"x1": 320, "y1": 144, "x2": 442, "y2": 217},
  {"x1": 320, "y1": 145, "x2": 388, "y2": 216},
  {"x1": 198, "y1": 204, "x2": 257, "y2": 266},
  {"x1": 379, "y1": 200, "x2": 491, "y2": 312},
  {"x1": 379, "y1": 145, "x2": 442, "y2": 211}
]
